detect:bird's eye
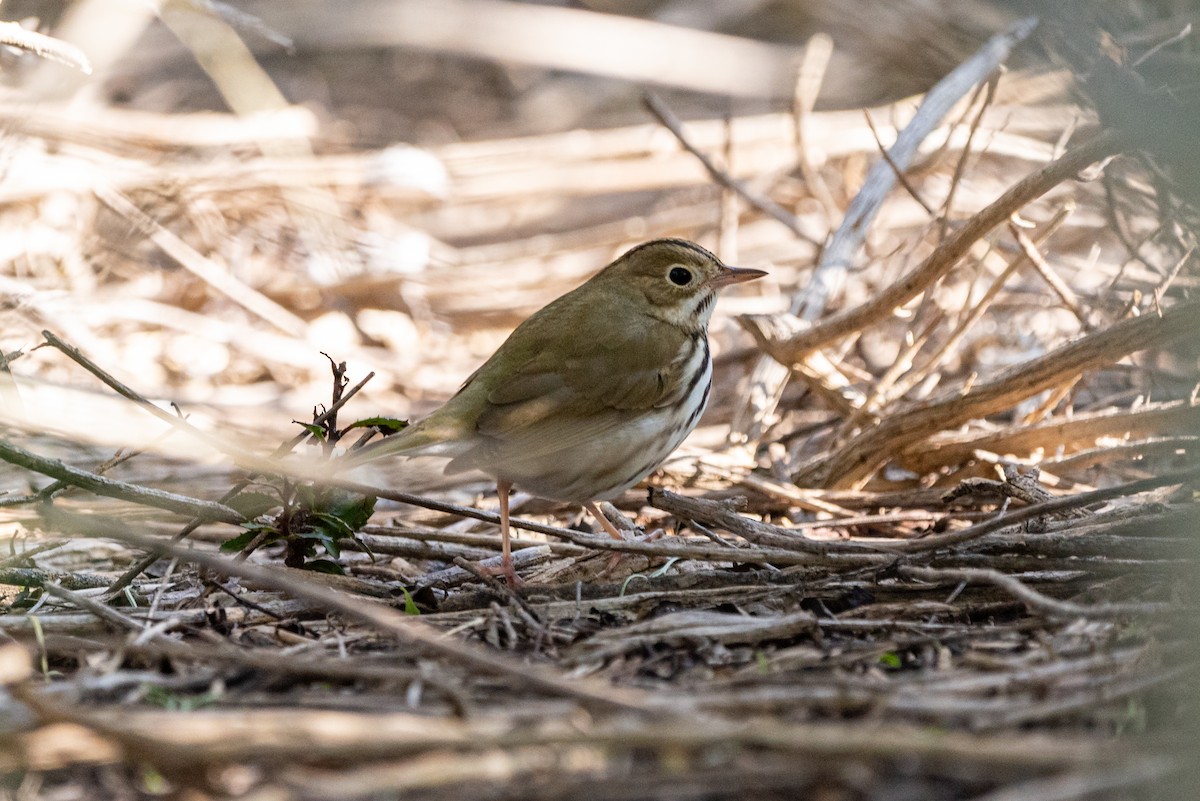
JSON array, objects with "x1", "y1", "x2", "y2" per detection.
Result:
[{"x1": 668, "y1": 266, "x2": 693, "y2": 286}]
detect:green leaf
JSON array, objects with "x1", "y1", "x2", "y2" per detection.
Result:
[
  {"x1": 221, "y1": 529, "x2": 264, "y2": 553},
  {"x1": 324, "y1": 492, "x2": 376, "y2": 531},
  {"x1": 878, "y1": 651, "x2": 902, "y2": 669},
  {"x1": 357, "y1": 533, "x2": 376, "y2": 561},
  {"x1": 295, "y1": 484, "x2": 318, "y2": 509},
  {"x1": 310, "y1": 512, "x2": 354, "y2": 538},
  {"x1": 225, "y1": 491, "x2": 280, "y2": 518},
  {"x1": 303, "y1": 559, "x2": 344, "y2": 575},
  {"x1": 303, "y1": 525, "x2": 343, "y2": 558},
  {"x1": 347, "y1": 417, "x2": 408, "y2": 433},
  {"x1": 398, "y1": 587, "x2": 421, "y2": 615},
  {"x1": 297, "y1": 423, "x2": 326, "y2": 440}
]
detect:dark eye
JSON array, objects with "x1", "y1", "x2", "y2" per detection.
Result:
[{"x1": 668, "y1": 266, "x2": 693, "y2": 286}]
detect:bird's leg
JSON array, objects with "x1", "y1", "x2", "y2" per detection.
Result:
[
  {"x1": 584, "y1": 501, "x2": 627, "y2": 541},
  {"x1": 585, "y1": 500, "x2": 634, "y2": 575},
  {"x1": 495, "y1": 479, "x2": 520, "y2": 587}
]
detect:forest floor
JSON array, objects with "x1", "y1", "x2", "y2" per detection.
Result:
[{"x1": 0, "y1": 5, "x2": 1196, "y2": 800}]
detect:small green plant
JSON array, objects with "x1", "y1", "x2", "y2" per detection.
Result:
[
  {"x1": 878, "y1": 651, "x2": 903, "y2": 669},
  {"x1": 143, "y1": 685, "x2": 219, "y2": 712},
  {"x1": 221, "y1": 483, "x2": 377, "y2": 574},
  {"x1": 398, "y1": 587, "x2": 421, "y2": 615},
  {"x1": 218, "y1": 357, "x2": 399, "y2": 574}
]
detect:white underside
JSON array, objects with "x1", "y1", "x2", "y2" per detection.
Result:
[{"x1": 463, "y1": 343, "x2": 712, "y2": 502}]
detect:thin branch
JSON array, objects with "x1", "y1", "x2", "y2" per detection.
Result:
[
  {"x1": 742, "y1": 131, "x2": 1124, "y2": 367},
  {"x1": 897, "y1": 565, "x2": 1172, "y2": 619},
  {"x1": 0, "y1": 21, "x2": 91, "y2": 73},
  {"x1": 38, "y1": 506, "x2": 654, "y2": 714},
  {"x1": 0, "y1": 438, "x2": 243, "y2": 523},
  {"x1": 643, "y1": 91, "x2": 819, "y2": 245},
  {"x1": 863, "y1": 109, "x2": 936, "y2": 215},
  {"x1": 797, "y1": 296, "x2": 1197, "y2": 487}
]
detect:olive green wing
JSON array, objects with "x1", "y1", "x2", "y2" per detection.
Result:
[{"x1": 453, "y1": 319, "x2": 696, "y2": 465}]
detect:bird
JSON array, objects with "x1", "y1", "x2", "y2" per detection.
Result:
[{"x1": 347, "y1": 238, "x2": 766, "y2": 584}]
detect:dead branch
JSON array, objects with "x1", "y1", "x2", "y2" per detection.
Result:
[
  {"x1": 741, "y1": 131, "x2": 1123, "y2": 367},
  {"x1": 796, "y1": 298, "x2": 1199, "y2": 487}
]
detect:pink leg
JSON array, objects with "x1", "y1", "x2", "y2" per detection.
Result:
[
  {"x1": 584, "y1": 501, "x2": 627, "y2": 541},
  {"x1": 497, "y1": 479, "x2": 520, "y2": 587}
]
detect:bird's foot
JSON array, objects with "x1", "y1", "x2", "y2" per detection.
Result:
[
  {"x1": 478, "y1": 559, "x2": 524, "y2": 588},
  {"x1": 604, "y1": 527, "x2": 664, "y2": 573}
]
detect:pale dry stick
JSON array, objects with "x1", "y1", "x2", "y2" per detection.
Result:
[
  {"x1": 643, "y1": 91, "x2": 819, "y2": 246},
  {"x1": 93, "y1": 187, "x2": 308, "y2": 337},
  {"x1": 835, "y1": 306, "x2": 945, "y2": 437},
  {"x1": 38, "y1": 507, "x2": 654, "y2": 713},
  {"x1": 888, "y1": 667, "x2": 1188, "y2": 727},
  {"x1": 1020, "y1": 375, "x2": 1080, "y2": 426},
  {"x1": 0, "y1": 600, "x2": 316, "y2": 637},
  {"x1": 742, "y1": 132, "x2": 1122, "y2": 370},
  {"x1": 888, "y1": 464, "x2": 1200, "y2": 555},
  {"x1": 118, "y1": 638, "x2": 472, "y2": 713},
  {"x1": 0, "y1": 438, "x2": 243, "y2": 524},
  {"x1": 359, "y1": 525, "x2": 588, "y2": 556},
  {"x1": 1151, "y1": 245, "x2": 1195, "y2": 308},
  {"x1": 734, "y1": 471, "x2": 857, "y2": 516},
  {"x1": 964, "y1": 759, "x2": 1173, "y2": 801},
  {"x1": 797, "y1": 18, "x2": 1037, "y2": 324},
  {"x1": 796, "y1": 281, "x2": 1196, "y2": 489},
  {"x1": 0, "y1": 568, "x2": 115, "y2": 592},
  {"x1": 862, "y1": 109, "x2": 937, "y2": 216},
  {"x1": 328, "y1": 479, "x2": 868, "y2": 568},
  {"x1": 344, "y1": 533, "x2": 497, "y2": 562},
  {"x1": 937, "y1": 70, "x2": 1000, "y2": 242},
  {"x1": 648, "y1": 489, "x2": 897, "y2": 558},
  {"x1": 11, "y1": 701, "x2": 1118, "y2": 777},
  {"x1": 1046, "y1": 435, "x2": 1199, "y2": 473},
  {"x1": 734, "y1": 18, "x2": 1039, "y2": 443},
  {"x1": 418, "y1": 547, "x2": 554, "y2": 593},
  {"x1": 897, "y1": 565, "x2": 1171, "y2": 619},
  {"x1": 878, "y1": 205, "x2": 1074, "y2": 409},
  {"x1": 1007, "y1": 220, "x2": 1089, "y2": 327},
  {"x1": 0, "y1": 541, "x2": 70, "y2": 570},
  {"x1": 0, "y1": 103, "x2": 1058, "y2": 207},
  {"x1": 718, "y1": 115, "x2": 740, "y2": 261},
  {"x1": 0, "y1": 444, "x2": 145, "y2": 508},
  {"x1": 1132, "y1": 21, "x2": 1194, "y2": 67},
  {"x1": 905, "y1": 398, "x2": 1200, "y2": 475},
  {"x1": 0, "y1": 21, "x2": 92, "y2": 73},
  {"x1": 0, "y1": 105, "x2": 318, "y2": 154},
  {"x1": 896, "y1": 643, "x2": 1154, "y2": 695},
  {"x1": 41, "y1": 583, "x2": 152, "y2": 633},
  {"x1": 159, "y1": 0, "x2": 361, "y2": 284},
  {"x1": 792, "y1": 32, "x2": 838, "y2": 221},
  {"x1": 980, "y1": 664, "x2": 1194, "y2": 731},
  {"x1": 249, "y1": 0, "x2": 805, "y2": 99}
]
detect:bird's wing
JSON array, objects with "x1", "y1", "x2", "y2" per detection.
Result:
[{"x1": 464, "y1": 321, "x2": 698, "y2": 462}]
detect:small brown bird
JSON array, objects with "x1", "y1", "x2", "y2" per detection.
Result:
[{"x1": 350, "y1": 239, "x2": 765, "y2": 583}]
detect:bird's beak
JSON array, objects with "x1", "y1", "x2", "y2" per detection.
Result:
[{"x1": 710, "y1": 265, "x2": 768, "y2": 288}]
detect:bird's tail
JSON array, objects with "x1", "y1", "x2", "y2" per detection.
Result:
[{"x1": 339, "y1": 413, "x2": 468, "y2": 468}]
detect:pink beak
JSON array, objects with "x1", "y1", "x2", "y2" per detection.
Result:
[{"x1": 709, "y1": 265, "x2": 768, "y2": 289}]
